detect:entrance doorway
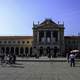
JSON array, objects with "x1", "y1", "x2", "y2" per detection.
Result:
[
  {"x1": 1, "y1": 47, "x2": 5, "y2": 53},
  {"x1": 6, "y1": 47, "x2": 9, "y2": 55},
  {"x1": 54, "y1": 47, "x2": 58, "y2": 57},
  {"x1": 46, "y1": 47, "x2": 51, "y2": 58},
  {"x1": 30, "y1": 47, "x2": 32, "y2": 57},
  {"x1": 39, "y1": 47, "x2": 43, "y2": 57},
  {"x1": 10, "y1": 47, "x2": 14, "y2": 55},
  {"x1": 20, "y1": 47, "x2": 24, "y2": 57},
  {"x1": 25, "y1": 47, "x2": 28, "y2": 56},
  {"x1": 15, "y1": 47, "x2": 19, "y2": 56}
]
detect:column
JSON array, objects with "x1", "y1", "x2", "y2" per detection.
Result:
[
  {"x1": 58, "y1": 31, "x2": 60, "y2": 41},
  {"x1": 9, "y1": 47, "x2": 11, "y2": 53},
  {"x1": 24, "y1": 47, "x2": 26, "y2": 56},
  {"x1": 37, "y1": 31, "x2": 39, "y2": 44},
  {"x1": 13, "y1": 47, "x2": 15, "y2": 54},
  {"x1": 4, "y1": 47, "x2": 6, "y2": 53},
  {"x1": 0, "y1": 47, "x2": 1, "y2": 53},
  {"x1": 23, "y1": 47, "x2": 25, "y2": 56},
  {"x1": 28, "y1": 47, "x2": 30, "y2": 56},
  {"x1": 4, "y1": 47, "x2": 6, "y2": 54},
  {"x1": 14, "y1": 47, "x2": 15, "y2": 55},
  {"x1": 44, "y1": 31, "x2": 46, "y2": 44},
  {"x1": 51, "y1": 31, "x2": 53, "y2": 44},
  {"x1": 19, "y1": 47, "x2": 20, "y2": 56},
  {"x1": 58, "y1": 31, "x2": 60, "y2": 42}
]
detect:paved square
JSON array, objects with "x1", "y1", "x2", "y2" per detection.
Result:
[{"x1": 0, "y1": 61, "x2": 80, "y2": 80}]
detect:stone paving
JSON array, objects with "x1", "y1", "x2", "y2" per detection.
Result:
[{"x1": 0, "y1": 59, "x2": 80, "y2": 80}]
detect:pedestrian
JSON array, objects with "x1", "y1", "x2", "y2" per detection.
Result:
[
  {"x1": 12, "y1": 54, "x2": 16, "y2": 64},
  {"x1": 8, "y1": 53, "x2": 13, "y2": 64},
  {"x1": 69, "y1": 53, "x2": 75, "y2": 67},
  {"x1": 1, "y1": 52, "x2": 5, "y2": 64},
  {"x1": 5, "y1": 53, "x2": 8, "y2": 64}
]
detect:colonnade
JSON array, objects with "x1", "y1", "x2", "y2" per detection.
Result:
[{"x1": 0, "y1": 46, "x2": 32, "y2": 57}]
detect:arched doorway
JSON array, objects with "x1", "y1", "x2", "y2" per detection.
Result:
[
  {"x1": 1, "y1": 47, "x2": 5, "y2": 53},
  {"x1": 46, "y1": 47, "x2": 51, "y2": 58},
  {"x1": 15, "y1": 47, "x2": 19, "y2": 56},
  {"x1": 10, "y1": 47, "x2": 14, "y2": 55},
  {"x1": 25, "y1": 47, "x2": 28, "y2": 56},
  {"x1": 39, "y1": 47, "x2": 43, "y2": 57},
  {"x1": 30, "y1": 47, "x2": 32, "y2": 57},
  {"x1": 20, "y1": 47, "x2": 24, "y2": 57},
  {"x1": 54, "y1": 47, "x2": 58, "y2": 58},
  {"x1": 6, "y1": 47, "x2": 10, "y2": 55}
]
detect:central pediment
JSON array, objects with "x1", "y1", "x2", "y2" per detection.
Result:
[
  {"x1": 40, "y1": 19, "x2": 57, "y2": 25},
  {"x1": 37, "y1": 19, "x2": 58, "y2": 29},
  {"x1": 33, "y1": 19, "x2": 64, "y2": 29}
]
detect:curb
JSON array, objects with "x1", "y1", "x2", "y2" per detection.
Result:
[
  {"x1": 16, "y1": 59, "x2": 67, "y2": 62},
  {"x1": 16, "y1": 59, "x2": 80, "y2": 62}
]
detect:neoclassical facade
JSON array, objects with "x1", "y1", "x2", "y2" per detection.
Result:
[
  {"x1": 0, "y1": 19, "x2": 80, "y2": 57},
  {"x1": 32, "y1": 19, "x2": 65, "y2": 57}
]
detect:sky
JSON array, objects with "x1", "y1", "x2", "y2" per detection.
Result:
[{"x1": 0, "y1": 0, "x2": 80, "y2": 36}]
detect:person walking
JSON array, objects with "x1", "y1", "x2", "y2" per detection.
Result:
[
  {"x1": 69, "y1": 53, "x2": 75, "y2": 67},
  {"x1": 1, "y1": 52, "x2": 5, "y2": 64},
  {"x1": 8, "y1": 53, "x2": 13, "y2": 64},
  {"x1": 12, "y1": 54, "x2": 16, "y2": 64}
]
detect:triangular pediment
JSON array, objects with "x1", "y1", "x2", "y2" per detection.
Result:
[
  {"x1": 33, "y1": 19, "x2": 64, "y2": 29},
  {"x1": 38, "y1": 19, "x2": 58, "y2": 29},
  {"x1": 40, "y1": 19, "x2": 57, "y2": 25}
]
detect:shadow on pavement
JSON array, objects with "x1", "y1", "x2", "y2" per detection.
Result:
[
  {"x1": 9, "y1": 62, "x2": 24, "y2": 68},
  {"x1": 0, "y1": 62, "x2": 24, "y2": 68},
  {"x1": 10, "y1": 65, "x2": 24, "y2": 68},
  {"x1": 15, "y1": 62, "x2": 23, "y2": 65}
]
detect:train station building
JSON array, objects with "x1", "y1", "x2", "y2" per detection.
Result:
[{"x1": 0, "y1": 19, "x2": 80, "y2": 57}]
